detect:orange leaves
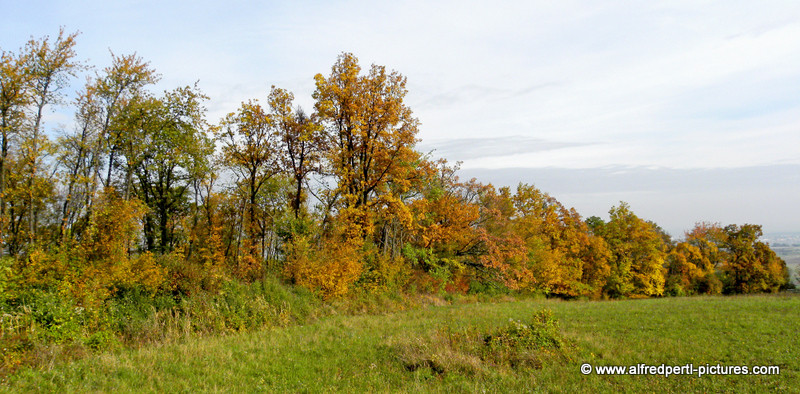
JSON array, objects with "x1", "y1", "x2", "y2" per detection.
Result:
[
  {"x1": 410, "y1": 186, "x2": 479, "y2": 251},
  {"x1": 404, "y1": 173, "x2": 613, "y2": 296},
  {"x1": 481, "y1": 183, "x2": 611, "y2": 297},
  {"x1": 5, "y1": 43, "x2": 795, "y2": 312},
  {"x1": 670, "y1": 222, "x2": 790, "y2": 294}
]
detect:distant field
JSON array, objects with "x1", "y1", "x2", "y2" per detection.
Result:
[
  {"x1": 773, "y1": 245, "x2": 800, "y2": 285},
  {"x1": 789, "y1": 261, "x2": 800, "y2": 286},
  {"x1": 3, "y1": 294, "x2": 798, "y2": 393}
]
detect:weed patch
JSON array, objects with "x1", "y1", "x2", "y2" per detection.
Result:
[{"x1": 393, "y1": 308, "x2": 576, "y2": 378}]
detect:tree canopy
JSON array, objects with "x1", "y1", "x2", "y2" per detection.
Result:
[{"x1": 0, "y1": 31, "x2": 791, "y2": 305}]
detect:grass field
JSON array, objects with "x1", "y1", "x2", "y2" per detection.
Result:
[{"x1": 2, "y1": 294, "x2": 798, "y2": 392}]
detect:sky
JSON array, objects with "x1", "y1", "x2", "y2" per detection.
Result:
[{"x1": 2, "y1": 0, "x2": 799, "y2": 237}]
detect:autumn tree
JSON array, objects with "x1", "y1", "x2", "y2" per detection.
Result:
[
  {"x1": 217, "y1": 100, "x2": 281, "y2": 260},
  {"x1": 511, "y1": 184, "x2": 610, "y2": 297},
  {"x1": 472, "y1": 185, "x2": 530, "y2": 290},
  {"x1": 93, "y1": 52, "x2": 159, "y2": 192},
  {"x1": 719, "y1": 224, "x2": 790, "y2": 293},
  {"x1": 267, "y1": 86, "x2": 324, "y2": 220},
  {"x1": 54, "y1": 52, "x2": 158, "y2": 246},
  {"x1": 313, "y1": 52, "x2": 419, "y2": 239},
  {"x1": 595, "y1": 202, "x2": 667, "y2": 298},
  {"x1": 57, "y1": 83, "x2": 101, "y2": 241},
  {"x1": 664, "y1": 222, "x2": 727, "y2": 295},
  {"x1": 685, "y1": 222, "x2": 727, "y2": 269},
  {"x1": 16, "y1": 28, "x2": 82, "y2": 243},
  {"x1": 0, "y1": 47, "x2": 30, "y2": 255},
  {"x1": 404, "y1": 159, "x2": 485, "y2": 288},
  {"x1": 665, "y1": 241, "x2": 719, "y2": 295}
]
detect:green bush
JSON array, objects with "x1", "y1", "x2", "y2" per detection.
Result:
[
  {"x1": 107, "y1": 287, "x2": 178, "y2": 343},
  {"x1": 0, "y1": 257, "x2": 15, "y2": 305},
  {"x1": 83, "y1": 329, "x2": 118, "y2": 351},
  {"x1": 169, "y1": 276, "x2": 318, "y2": 335},
  {"x1": 18, "y1": 290, "x2": 84, "y2": 345},
  {"x1": 467, "y1": 279, "x2": 511, "y2": 296},
  {"x1": 484, "y1": 309, "x2": 566, "y2": 352}
]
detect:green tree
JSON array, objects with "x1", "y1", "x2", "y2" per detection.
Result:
[
  {"x1": 124, "y1": 85, "x2": 212, "y2": 253},
  {"x1": 596, "y1": 202, "x2": 666, "y2": 298}
]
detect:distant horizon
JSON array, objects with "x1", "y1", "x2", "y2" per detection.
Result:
[{"x1": 454, "y1": 164, "x2": 800, "y2": 238}]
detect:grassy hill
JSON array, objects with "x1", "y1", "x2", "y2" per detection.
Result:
[{"x1": 3, "y1": 294, "x2": 798, "y2": 393}]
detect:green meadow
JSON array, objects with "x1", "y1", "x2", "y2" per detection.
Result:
[{"x1": 3, "y1": 293, "x2": 797, "y2": 393}]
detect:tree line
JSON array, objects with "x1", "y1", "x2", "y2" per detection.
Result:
[{"x1": 0, "y1": 29, "x2": 792, "y2": 307}]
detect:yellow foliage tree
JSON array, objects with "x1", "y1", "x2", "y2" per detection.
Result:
[{"x1": 313, "y1": 52, "x2": 419, "y2": 239}]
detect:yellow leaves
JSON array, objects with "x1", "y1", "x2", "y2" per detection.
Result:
[
  {"x1": 338, "y1": 204, "x2": 375, "y2": 239},
  {"x1": 378, "y1": 194, "x2": 413, "y2": 230},
  {"x1": 284, "y1": 236, "x2": 363, "y2": 299},
  {"x1": 97, "y1": 51, "x2": 160, "y2": 98},
  {"x1": 15, "y1": 191, "x2": 170, "y2": 304},
  {"x1": 197, "y1": 225, "x2": 226, "y2": 286},
  {"x1": 359, "y1": 250, "x2": 411, "y2": 294},
  {"x1": 594, "y1": 202, "x2": 668, "y2": 298},
  {"x1": 128, "y1": 252, "x2": 167, "y2": 295},
  {"x1": 22, "y1": 247, "x2": 60, "y2": 288},
  {"x1": 314, "y1": 52, "x2": 419, "y2": 216},
  {"x1": 81, "y1": 191, "x2": 145, "y2": 262}
]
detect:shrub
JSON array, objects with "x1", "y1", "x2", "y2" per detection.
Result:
[
  {"x1": 285, "y1": 236, "x2": 363, "y2": 299},
  {"x1": 356, "y1": 244, "x2": 411, "y2": 294},
  {"x1": 15, "y1": 290, "x2": 84, "y2": 345},
  {"x1": 0, "y1": 257, "x2": 16, "y2": 304},
  {"x1": 483, "y1": 309, "x2": 567, "y2": 354}
]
